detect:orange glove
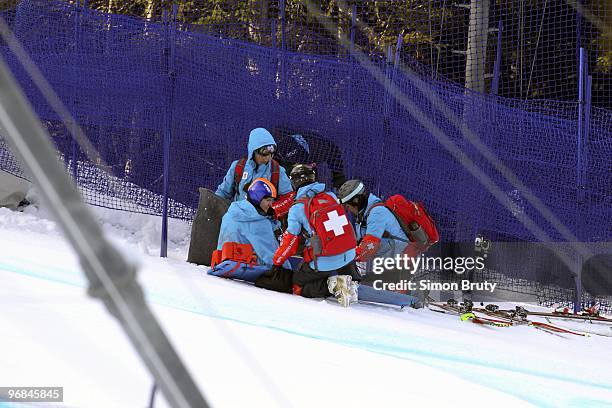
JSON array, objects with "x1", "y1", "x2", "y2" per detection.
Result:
[
  {"x1": 271, "y1": 192, "x2": 296, "y2": 219},
  {"x1": 273, "y1": 232, "x2": 300, "y2": 266},
  {"x1": 356, "y1": 234, "x2": 381, "y2": 261}
]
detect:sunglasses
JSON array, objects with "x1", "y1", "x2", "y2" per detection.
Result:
[{"x1": 256, "y1": 145, "x2": 275, "y2": 156}]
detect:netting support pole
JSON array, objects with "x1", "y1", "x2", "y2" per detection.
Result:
[
  {"x1": 578, "y1": 74, "x2": 592, "y2": 311},
  {"x1": 71, "y1": 124, "x2": 77, "y2": 182},
  {"x1": 160, "y1": 3, "x2": 177, "y2": 258},
  {"x1": 71, "y1": 0, "x2": 83, "y2": 184},
  {"x1": 382, "y1": 45, "x2": 393, "y2": 118},
  {"x1": 575, "y1": 0, "x2": 582, "y2": 66},
  {"x1": 455, "y1": 0, "x2": 489, "y2": 244},
  {"x1": 393, "y1": 35, "x2": 403, "y2": 76},
  {"x1": 490, "y1": 20, "x2": 502, "y2": 95},
  {"x1": 160, "y1": 8, "x2": 169, "y2": 258},
  {"x1": 434, "y1": 0, "x2": 447, "y2": 80},
  {"x1": 574, "y1": 47, "x2": 589, "y2": 313},
  {"x1": 378, "y1": 44, "x2": 394, "y2": 195},
  {"x1": 383, "y1": 36, "x2": 402, "y2": 117},
  {"x1": 390, "y1": 34, "x2": 403, "y2": 123},
  {"x1": 585, "y1": 74, "x2": 592, "y2": 150},
  {"x1": 577, "y1": 47, "x2": 586, "y2": 205},
  {"x1": 464, "y1": 0, "x2": 490, "y2": 93}
]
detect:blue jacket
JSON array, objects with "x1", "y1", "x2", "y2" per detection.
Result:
[
  {"x1": 357, "y1": 193, "x2": 408, "y2": 258},
  {"x1": 286, "y1": 182, "x2": 356, "y2": 272},
  {"x1": 217, "y1": 199, "x2": 292, "y2": 269},
  {"x1": 215, "y1": 128, "x2": 293, "y2": 201}
]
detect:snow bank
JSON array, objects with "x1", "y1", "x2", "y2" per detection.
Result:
[{"x1": 1, "y1": 203, "x2": 611, "y2": 407}]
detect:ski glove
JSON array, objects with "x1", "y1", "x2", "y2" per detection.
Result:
[
  {"x1": 273, "y1": 232, "x2": 300, "y2": 266},
  {"x1": 271, "y1": 191, "x2": 296, "y2": 219},
  {"x1": 355, "y1": 234, "x2": 381, "y2": 261}
]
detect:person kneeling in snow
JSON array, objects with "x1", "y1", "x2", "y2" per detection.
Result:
[
  {"x1": 271, "y1": 165, "x2": 423, "y2": 308},
  {"x1": 270, "y1": 164, "x2": 359, "y2": 306},
  {"x1": 210, "y1": 178, "x2": 294, "y2": 293},
  {"x1": 337, "y1": 180, "x2": 438, "y2": 283}
]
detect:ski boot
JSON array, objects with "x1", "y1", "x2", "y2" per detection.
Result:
[{"x1": 327, "y1": 275, "x2": 353, "y2": 308}]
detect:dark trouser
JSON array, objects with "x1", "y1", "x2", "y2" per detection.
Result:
[
  {"x1": 254, "y1": 267, "x2": 294, "y2": 293},
  {"x1": 293, "y1": 261, "x2": 360, "y2": 298}
]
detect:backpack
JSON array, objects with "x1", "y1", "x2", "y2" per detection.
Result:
[
  {"x1": 232, "y1": 158, "x2": 280, "y2": 198},
  {"x1": 211, "y1": 242, "x2": 258, "y2": 269},
  {"x1": 297, "y1": 192, "x2": 357, "y2": 262},
  {"x1": 365, "y1": 195, "x2": 439, "y2": 247}
]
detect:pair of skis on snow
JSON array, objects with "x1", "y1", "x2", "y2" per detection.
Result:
[
  {"x1": 493, "y1": 305, "x2": 612, "y2": 324},
  {"x1": 428, "y1": 299, "x2": 600, "y2": 337},
  {"x1": 480, "y1": 304, "x2": 612, "y2": 337},
  {"x1": 474, "y1": 303, "x2": 594, "y2": 337},
  {"x1": 428, "y1": 299, "x2": 512, "y2": 327}
]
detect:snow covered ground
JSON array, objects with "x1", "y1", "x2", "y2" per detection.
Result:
[{"x1": 1, "y1": 198, "x2": 612, "y2": 408}]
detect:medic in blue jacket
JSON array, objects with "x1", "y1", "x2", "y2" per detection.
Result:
[
  {"x1": 271, "y1": 168, "x2": 424, "y2": 308},
  {"x1": 271, "y1": 164, "x2": 361, "y2": 306},
  {"x1": 337, "y1": 179, "x2": 409, "y2": 262},
  {"x1": 213, "y1": 178, "x2": 294, "y2": 292},
  {"x1": 215, "y1": 128, "x2": 295, "y2": 217},
  {"x1": 217, "y1": 178, "x2": 291, "y2": 269}
]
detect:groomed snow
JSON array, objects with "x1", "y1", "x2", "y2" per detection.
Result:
[{"x1": 1, "y1": 200, "x2": 611, "y2": 407}]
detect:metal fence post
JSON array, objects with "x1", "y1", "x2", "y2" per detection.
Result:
[
  {"x1": 490, "y1": 20, "x2": 502, "y2": 95},
  {"x1": 160, "y1": 3, "x2": 177, "y2": 258},
  {"x1": 71, "y1": 0, "x2": 83, "y2": 183},
  {"x1": 393, "y1": 34, "x2": 403, "y2": 73},
  {"x1": 464, "y1": 0, "x2": 490, "y2": 93},
  {"x1": 383, "y1": 45, "x2": 393, "y2": 118},
  {"x1": 577, "y1": 48, "x2": 585, "y2": 205},
  {"x1": 574, "y1": 47, "x2": 588, "y2": 313}
]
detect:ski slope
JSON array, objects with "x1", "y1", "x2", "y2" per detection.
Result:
[{"x1": 1, "y1": 200, "x2": 612, "y2": 408}]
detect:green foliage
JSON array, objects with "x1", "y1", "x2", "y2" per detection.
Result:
[
  {"x1": 597, "y1": 50, "x2": 611, "y2": 73},
  {"x1": 0, "y1": 0, "x2": 20, "y2": 11},
  {"x1": 88, "y1": 0, "x2": 163, "y2": 19}
]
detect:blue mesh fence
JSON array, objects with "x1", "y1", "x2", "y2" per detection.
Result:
[{"x1": 0, "y1": 0, "x2": 610, "y2": 309}]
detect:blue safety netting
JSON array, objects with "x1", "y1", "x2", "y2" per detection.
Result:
[{"x1": 0, "y1": 0, "x2": 610, "y2": 308}]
